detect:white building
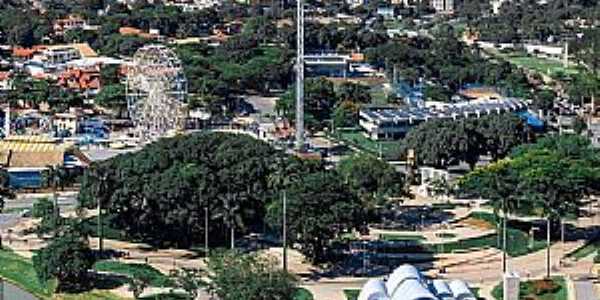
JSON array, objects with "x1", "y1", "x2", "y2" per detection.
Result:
[
  {"x1": 432, "y1": 0, "x2": 454, "y2": 13},
  {"x1": 358, "y1": 265, "x2": 476, "y2": 300},
  {"x1": 52, "y1": 113, "x2": 80, "y2": 135}
]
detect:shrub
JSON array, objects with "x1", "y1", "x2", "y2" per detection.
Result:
[{"x1": 32, "y1": 198, "x2": 54, "y2": 218}]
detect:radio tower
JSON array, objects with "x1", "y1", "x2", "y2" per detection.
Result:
[{"x1": 295, "y1": 0, "x2": 305, "y2": 151}]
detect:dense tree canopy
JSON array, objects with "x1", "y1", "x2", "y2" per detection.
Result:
[
  {"x1": 33, "y1": 229, "x2": 96, "y2": 292},
  {"x1": 79, "y1": 132, "x2": 282, "y2": 247},
  {"x1": 458, "y1": 135, "x2": 600, "y2": 276},
  {"x1": 267, "y1": 171, "x2": 365, "y2": 263},
  {"x1": 200, "y1": 251, "x2": 297, "y2": 300},
  {"x1": 395, "y1": 114, "x2": 530, "y2": 169}
]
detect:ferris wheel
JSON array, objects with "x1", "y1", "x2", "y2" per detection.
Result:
[{"x1": 126, "y1": 45, "x2": 188, "y2": 141}]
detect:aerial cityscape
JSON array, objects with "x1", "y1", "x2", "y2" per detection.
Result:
[{"x1": 0, "y1": 0, "x2": 599, "y2": 299}]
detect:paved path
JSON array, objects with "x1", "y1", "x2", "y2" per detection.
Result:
[{"x1": 574, "y1": 280, "x2": 598, "y2": 300}]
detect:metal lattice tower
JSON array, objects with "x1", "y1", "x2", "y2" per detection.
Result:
[
  {"x1": 295, "y1": 0, "x2": 305, "y2": 151},
  {"x1": 126, "y1": 45, "x2": 188, "y2": 141}
]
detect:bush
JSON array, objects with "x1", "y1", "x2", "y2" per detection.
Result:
[
  {"x1": 32, "y1": 229, "x2": 96, "y2": 292},
  {"x1": 32, "y1": 198, "x2": 54, "y2": 218},
  {"x1": 530, "y1": 279, "x2": 560, "y2": 295},
  {"x1": 201, "y1": 250, "x2": 298, "y2": 300}
]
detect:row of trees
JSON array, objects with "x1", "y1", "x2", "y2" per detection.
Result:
[
  {"x1": 79, "y1": 132, "x2": 405, "y2": 263},
  {"x1": 365, "y1": 26, "x2": 533, "y2": 98},
  {"x1": 458, "y1": 135, "x2": 600, "y2": 276},
  {"x1": 276, "y1": 78, "x2": 372, "y2": 130},
  {"x1": 468, "y1": 0, "x2": 600, "y2": 43},
  {"x1": 31, "y1": 215, "x2": 299, "y2": 299},
  {"x1": 394, "y1": 113, "x2": 531, "y2": 169}
]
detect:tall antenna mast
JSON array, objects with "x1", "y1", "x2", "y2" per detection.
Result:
[{"x1": 295, "y1": 0, "x2": 305, "y2": 151}]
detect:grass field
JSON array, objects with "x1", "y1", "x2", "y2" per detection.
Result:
[
  {"x1": 489, "y1": 49, "x2": 580, "y2": 78},
  {"x1": 294, "y1": 288, "x2": 314, "y2": 300},
  {"x1": 0, "y1": 247, "x2": 53, "y2": 298},
  {"x1": 0, "y1": 248, "x2": 128, "y2": 300},
  {"x1": 430, "y1": 212, "x2": 547, "y2": 256},
  {"x1": 343, "y1": 289, "x2": 360, "y2": 300},
  {"x1": 492, "y1": 277, "x2": 567, "y2": 300},
  {"x1": 335, "y1": 130, "x2": 397, "y2": 157},
  {"x1": 93, "y1": 261, "x2": 174, "y2": 287},
  {"x1": 380, "y1": 234, "x2": 425, "y2": 242},
  {"x1": 566, "y1": 239, "x2": 600, "y2": 261}
]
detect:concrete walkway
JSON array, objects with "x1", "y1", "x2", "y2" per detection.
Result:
[{"x1": 573, "y1": 280, "x2": 599, "y2": 300}]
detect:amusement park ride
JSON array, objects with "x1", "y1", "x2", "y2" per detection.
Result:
[{"x1": 125, "y1": 45, "x2": 188, "y2": 142}]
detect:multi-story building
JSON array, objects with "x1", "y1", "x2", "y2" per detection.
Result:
[{"x1": 359, "y1": 98, "x2": 527, "y2": 140}]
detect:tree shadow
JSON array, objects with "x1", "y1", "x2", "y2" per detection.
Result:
[
  {"x1": 88, "y1": 272, "x2": 129, "y2": 290},
  {"x1": 314, "y1": 241, "x2": 436, "y2": 279}
]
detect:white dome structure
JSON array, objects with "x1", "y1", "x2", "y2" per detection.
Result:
[
  {"x1": 432, "y1": 280, "x2": 455, "y2": 300},
  {"x1": 390, "y1": 279, "x2": 438, "y2": 300},
  {"x1": 449, "y1": 280, "x2": 476, "y2": 300},
  {"x1": 358, "y1": 279, "x2": 390, "y2": 300},
  {"x1": 356, "y1": 264, "x2": 475, "y2": 300},
  {"x1": 386, "y1": 265, "x2": 424, "y2": 296}
]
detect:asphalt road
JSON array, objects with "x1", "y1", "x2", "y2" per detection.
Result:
[
  {"x1": 0, "y1": 213, "x2": 20, "y2": 230},
  {"x1": 4, "y1": 192, "x2": 78, "y2": 211}
]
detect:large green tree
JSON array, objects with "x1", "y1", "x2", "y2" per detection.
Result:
[
  {"x1": 267, "y1": 172, "x2": 365, "y2": 263},
  {"x1": 199, "y1": 251, "x2": 297, "y2": 300},
  {"x1": 33, "y1": 229, "x2": 96, "y2": 292},
  {"x1": 459, "y1": 135, "x2": 600, "y2": 277}
]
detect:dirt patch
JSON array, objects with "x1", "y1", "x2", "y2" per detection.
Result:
[{"x1": 459, "y1": 217, "x2": 496, "y2": 230}]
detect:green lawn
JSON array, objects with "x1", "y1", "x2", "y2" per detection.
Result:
[
  {"x1": 430, "y1": 212, "x2": 547, "y2": 256},
  {"x1": 343, "y1": 289, "x2": 360, "y2": 300},
  {"x1": 566, "y1": 239, "x2": 600, "y2": 261},
  {"x1": 0, "y1": 248, "x2": 54, "y2": 298},
  {"x1": 93, "y1": 261, "x2": 174, "y2": 287},
  {"x1": 380, "y1": 234, "x2": 425, "y2": 242},
  {"x1": 492, "y1": 277, "x2": 567, "y2": 300},
  {"x1": 488, "y1": 49, "x2": 580, "y2": 78},
  {"x1": 294, "y1": 288, "x2": 314, "y2": 300},
  {"x1": 370, "y1": 87, "x2": 389, "y2": 106},
  {"x1": 0, "y1": 248, "x2": 129, "y2": 300},
  {"x1": 139, "y1": 292, "x2": 189, "y2": 300},
  {"x1": 58, "y1": 291, "x2": 129, "y2": 300},
  {"x1": 335, "y1": 130, "x2": 397, "y2": 157}
]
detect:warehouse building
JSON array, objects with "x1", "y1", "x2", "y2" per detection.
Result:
[{"x1": 359, "y1": 98, "x2": 527, "y2": 140}]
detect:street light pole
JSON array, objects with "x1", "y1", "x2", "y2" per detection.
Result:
[
  {"x1": 204, "y1": 205, "x2": 209, "y2": 255},
  {"x1": 283, "y1": 190, "x2": 287, "y2": 272},
  {"x1": 502, "y1": 198, "x2": 507, "y2": 274},
  {"x1": 98, "y1": 173, "x2": 106, "y2": 254}
]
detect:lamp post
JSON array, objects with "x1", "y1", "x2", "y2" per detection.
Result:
[
  {"x1": 282, "y1": 190, "x2": 287, "y2": 272},
  {"x1": 204, "y1": 205, "x2": 209, "y2": 255}
]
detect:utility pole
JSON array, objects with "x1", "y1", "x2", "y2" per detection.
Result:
[
  {"x1": 546, "y1": 217, "x2": 551, "y2": 278},
  {"x1": 502, "y1": 198, "x2": 507, "y2": 274},
  {"x1": 98, "y1": 173, "x2": 106, "y2": 254},
  {"x1": 282, "y1": 190, "x2": 287, "y2": 272},
  {"x1": 204, "y1": 205, "x2": 209, "y2": 255},
  {"x1": 295, "y1": 0, "x2": 305, "y2": 152}
]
